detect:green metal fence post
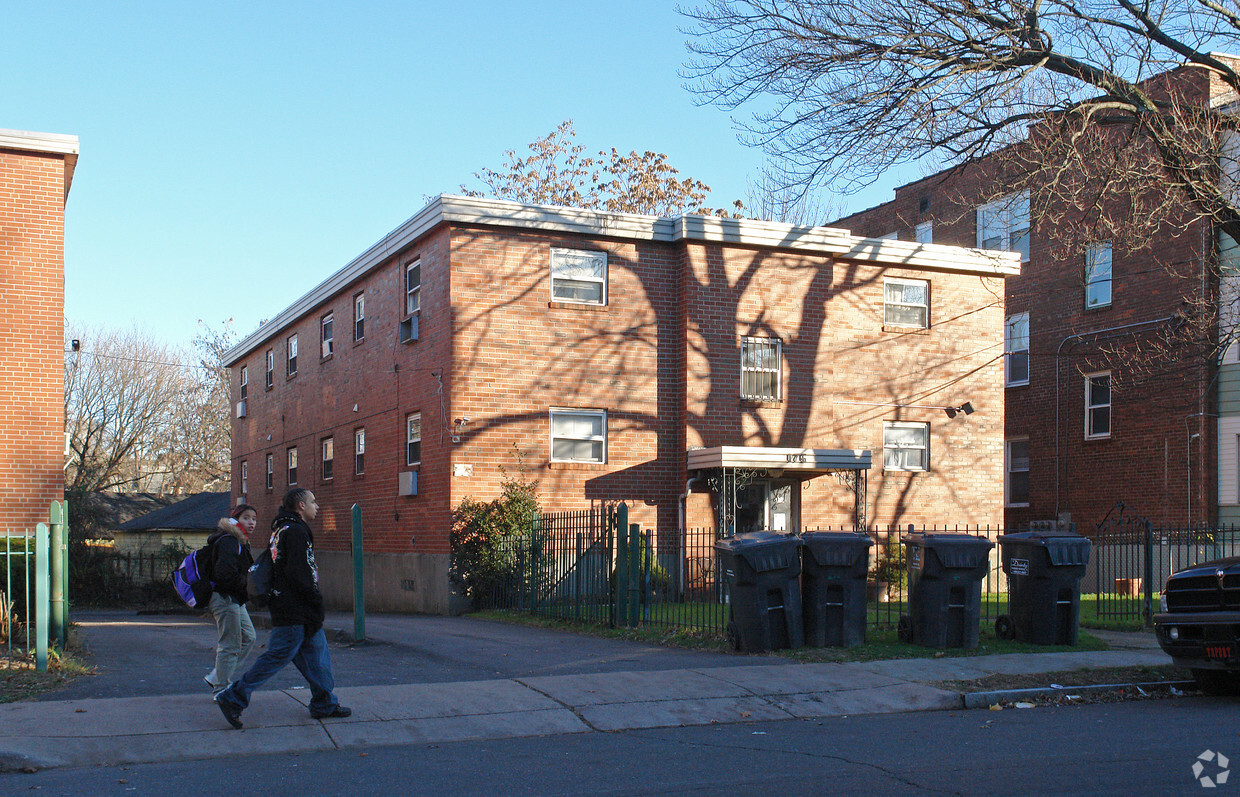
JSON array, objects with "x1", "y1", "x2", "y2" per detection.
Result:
[
  {"x1": 627, "y1": 523, "x2": 640, "y2": 626},
  {"x1": 35, "y1": 522, "x2": 48, "y2": 672},
  {"x1": 614, "y1": 504, "x2": 629, "y2": 627},
  {"x1": 48, "y1": 503, "x2": 64, "y2": 650},
  {"x1": 58, "y1": 499, "x2": 69, "y2": 637},
  {"x1": 351, "y1": 503, "x2": 365, "y2": 643}
]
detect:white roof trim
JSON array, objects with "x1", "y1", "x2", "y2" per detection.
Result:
[
  {"x1": 687, "y1": 446, "x2": 871, "y2": 472},
  {"x1": 225, "y1": 194, "x2": 1020, "y2": 365},
  {"x1": 0, "y1": 128, "x2": 79, "y2": 155}
]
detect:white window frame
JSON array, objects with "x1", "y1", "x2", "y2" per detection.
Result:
[
  {"x1": 914, "y1": 222, "x2": 933, "y2": 244},
  {"x1": 549, "y1": 409, "x2": 607, "y2": 464},
  {"x1": 241, "y1": 461, "x2": 248, "y2": 495},
  {"x1": 355, "y1": 428, "x2": 366, "y2": 475},
  {"x1": 406, "y1": 412, "x2": 421, "y2": 466},
  {"x1": 265, "y1": 453, "x2": 273, "y2": 491},
  {"x1": 977, "y1": 191, "x2": 1030, "y2": 262},
  {"x1": 740, "y1": 337, "x2": 782, "y2": 401},
  {"x1": 882, "y1": 421, "x2": 930, "y2": 472},
  {"x1": 1085, "y1": 241, "x2": 1112, "y2": 309},
  {"x1": 1005, "y1": 438, "x2": 1030, "y2": 507},
  {"x1": 287, "y1": 447, "x2": 298, "y2": 485},
  {"x1": 287, "y1": 334, "x2": 298, "y2": 376},
  {"x1": 240, "y1": 366, "x2": 248, "y2": 402},
  {"x1": 1005, "y1": 312, "x2": 1030, "y2": 387},
  {"x1": 265, "y1": 349, "x2": 274, "y2": 389},
  {"x1": 321, "y1": 313, "x2": 334, "y2": 358},
  {"x1": 877, "y1": 231, "x2": 898, "y2": 240},
  {"x1": 550, "y1": 248, "x2": 607, "y2": 306},
  {"x1": 1085, "y1": 371, "x2": 1111, "y2": 440},
  {"x1": 322, "y1": 437, "x2": 334, "y2": 481},
  {"x1": 354, "y1": 292, "x2": 365, "y2": 341},
  {"x1": 405, "y1": 259, "x2": 421, "y2": 316},
  {"x1": 883, "y1": 277, "x2": 930, "y2": 328}
]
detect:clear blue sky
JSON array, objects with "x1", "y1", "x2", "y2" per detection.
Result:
[{"x1": 5, "y1": 1, "x2": 905, "y2": 350}]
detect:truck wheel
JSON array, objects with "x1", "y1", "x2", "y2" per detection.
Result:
[{"x1": 1191, "y1": 669, "x2": 1240, "y2": 696}]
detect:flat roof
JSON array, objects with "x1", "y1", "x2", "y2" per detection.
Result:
[
  {"x1": 0, "y1": 128, "x2": 80, "y2": 198},
  {"x1": 687, "y1": 446, "x2": 871, "y2": 473},
  {"x1": 225, "y1": 194, "x2": 1020, "y2": 365}
]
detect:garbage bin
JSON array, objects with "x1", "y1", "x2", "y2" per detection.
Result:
[
  {"x1": 997, "y1": 531, "x2": 1092, "y2": 645},
  {"x1": 714, "y1": 532, "x2": 804, "y2": 652},
  {"x1": 900, "y1": 532, "x2": 994, "y2": 649},
  {"x1": 800, "y1": 531, "x2": 872, "y2": 648}
]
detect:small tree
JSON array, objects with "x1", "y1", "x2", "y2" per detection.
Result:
[{"x1": 449, "y1": 474, "x2": 541, "y2": 607}]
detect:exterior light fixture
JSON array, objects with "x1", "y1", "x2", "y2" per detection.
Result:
[{"x1": 944, "y1": 402, "x2": 975, "y2": 419}]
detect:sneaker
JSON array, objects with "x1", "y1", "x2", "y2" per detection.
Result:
[
  {"x1": 214, "y1": 693, "x2": 244, "y2": 729},
  {"x1": 311, "y1": 705, "x2": 352, "y2": 720},
  {"x1": 203, "y1": 675, "x2": 220, "y2": 690}
]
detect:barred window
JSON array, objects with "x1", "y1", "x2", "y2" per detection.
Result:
[{"x1": 740, "y1": 337, "x2": 781, "y2": 400}]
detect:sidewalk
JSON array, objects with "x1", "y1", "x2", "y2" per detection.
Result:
[{"x1": 0, "y1": 616, "x2": 1175, "y2": 773}]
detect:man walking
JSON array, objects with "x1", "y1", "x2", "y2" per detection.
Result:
[{"x1": 214, "y1": 488, "x2": 351, "y2": 729}]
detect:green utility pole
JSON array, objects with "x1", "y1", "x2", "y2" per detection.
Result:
[
  {"x1": 351, "y1": 503, "x2": 365, "y2": 643},
  {"x1": 48, "y1": 503, "x2": 64, "y2": 649}
]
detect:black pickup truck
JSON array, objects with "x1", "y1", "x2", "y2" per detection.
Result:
[{"x1": 1153, "y1": 555, "x2": 1240, "y2": 695}]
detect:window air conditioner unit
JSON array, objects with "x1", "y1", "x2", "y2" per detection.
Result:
[
  {"x1": 399, "y1": 315, "x2": 419, "y2": 344},
  {"x1": 236, "y1": 400, "x2": 247, "y2": 419},
  {"x1": 398, "y1": 471, "x2": 418, "y2": 496}
]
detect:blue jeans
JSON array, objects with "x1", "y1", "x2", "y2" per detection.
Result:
[{"x1": 217, "y1": 625, "x2": 338, "y2": 716}]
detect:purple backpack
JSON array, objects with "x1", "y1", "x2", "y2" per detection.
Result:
[{"x1": 170, "y1": 543, "x2": 215, "y2": 609}]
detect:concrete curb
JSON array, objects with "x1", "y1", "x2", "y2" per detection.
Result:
[{"x1": 959, "y1": 680, "x2": 1194, "y2": 709}]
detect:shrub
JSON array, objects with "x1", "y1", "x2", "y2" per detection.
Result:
[{"x1": 449, "y1": 475, "x2": 541, "y2": 607}]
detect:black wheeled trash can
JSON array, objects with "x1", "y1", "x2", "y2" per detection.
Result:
[
  {"x1": 996, "y1": 531, "x2": 1092, "y2": 645},
  {"x1": 901, "y1": 532, "x2": 994, "y2": 649},
  {"x1": 800, "y1": 531, "x2": 873, "y2": 647},
  {"x1": 714, "y1": 532, "x2": 804, "y2": 652}
]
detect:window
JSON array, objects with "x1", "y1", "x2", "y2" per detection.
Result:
[
  {"x1": 241, "y1": 461, "x2": 248, "y2": 495},
  {"x1": 355, "y1": 428, "x2": 365, "y2": 475},
  {"x1": 287, "y1": 334, "x2": 298, "y2": 376},
  {"x1": 883, "y1": 421, "x2": 929, "y2": 471},
  {"x1": 1005, "y1": 439, "x2": 1030, "y2": 507},
  {"x1": 354, "y1": 292, "x2": 365, "y2": 341},
  {"x1": 914, "y1": 222, "x2": 933, "y2": 244},
  {"x1": 406, "y1": 413, "x2": 421, "y2": 466},
  {"x1": 740, "y1": 337, "x2": 782, "y2": 401},
  {"x1": 977, "y1": 192, "x2": 1030, "y2": 261},
  {"x1": 1005, "y1": 313, "x2": 1030, "y2": 386},
  {"x1": 883, "y1": 278, "x2": 929, "y2": 328},
  {"x1": 1085, "y1": 372, "x2": 1111, "y2": 439},
  {"x1": 322, "y1": 437, "x2": 334, "y2": 481},
  {"x1": 405, "y1": 259, "x2": 421, "y2": 316},
  {"x1": 265, "y1": 454, "x2": 273, "y2": 491},
  {"x1": 287, "y1": 447, "x2": 298, "y2": 485},
  {"x1": 240, "y1": 366, "x2": 248, "y2": 402},
  {"x1": 550, "y1": 248, "x2": 607, "y2": 305},
  {"x1": 877, "y1": 231, "x2": 898, "y2": 240},
  {"x1": 321, "y1": 313, "x2": 334, "y2": 358},
  {"x1": 1085, "y1": 242, "x2": 1112, "y2": 308},
  {"x1": 265, "y1": 350, "x2": 274, "y2": 390},
  {"x1": 550, "y1": 409, "x2": 606, "y2": 463}
]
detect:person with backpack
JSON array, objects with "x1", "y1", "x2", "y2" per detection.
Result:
[
  {"x1": 214, "y1": 488, "x2": 350, "y2": 729},
  {"x1": 203, "y1": 503, "x2": 258, "y2": 693}
]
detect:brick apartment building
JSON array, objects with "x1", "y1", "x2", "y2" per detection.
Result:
[
  {"x1": 835, "y1": 60, "x2": 1238, "y2": 531},
  {"x1": 225, "y1": 195, "x2": 1018, "y2": 613},
  {"x1": 0, "y1": 128, "x2": 78, "y2": 533}
]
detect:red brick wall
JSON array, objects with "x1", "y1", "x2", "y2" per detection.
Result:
[
  {"x1": 0, "y1": 148, "x2": 67, "y2": 531},
  {"x1": 836, "y1": 117, "x2": 1214, "y2": 530}
]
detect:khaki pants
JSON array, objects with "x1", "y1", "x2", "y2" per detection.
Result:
[{"x1": 206, "y1": 592, "x2": 256, "y2": 689}]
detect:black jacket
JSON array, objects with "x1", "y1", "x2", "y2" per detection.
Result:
[
  {"x1": 208, "y1": 521, "x2": 254, "y2": 605},
  {"x1": 267, "y1": 509, "x2": 326, "y2": 629}
]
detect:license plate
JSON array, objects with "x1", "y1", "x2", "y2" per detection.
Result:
[{"x1": 1205, "y1": 643, "x2": 1237, "y2": 660}]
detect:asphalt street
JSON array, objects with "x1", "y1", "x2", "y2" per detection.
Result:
[{"x1": 9, "y1": 695, "x2": 1236, "y2": 795}]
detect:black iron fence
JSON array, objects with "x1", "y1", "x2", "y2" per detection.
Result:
[{"x1": 469, "y1": 513, "x2": 1240, "y2": 637}]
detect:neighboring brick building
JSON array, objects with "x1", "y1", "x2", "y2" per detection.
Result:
[
  {"x1": 835, "y1": 61, "x2": 1236, "y2": 531},
  {"x1": 225, "y1": 196, "x2": 1018, "y2": 613},
  {"x1": 0, "y1": 129, "x2": 78, "y2": 533}
]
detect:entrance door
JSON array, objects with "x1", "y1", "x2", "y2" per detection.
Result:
[{"x1": 733, "y1": 479, "x2": 798, "y2": 533}]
